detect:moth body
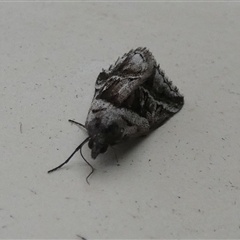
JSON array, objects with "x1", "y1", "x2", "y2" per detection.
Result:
[
  {"x1": 85, "y1": 47, "x2": 184, "y2": 159},
  {"x1": 48, "y1": 47, "x2": 184, "y2": 183}
]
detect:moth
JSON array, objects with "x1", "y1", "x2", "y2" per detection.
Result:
[{"x1": 48, "y1": 47, "x2": 184, "y2": 183}]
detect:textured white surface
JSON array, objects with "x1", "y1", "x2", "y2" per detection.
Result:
[{"x1": 1, "y1": 2, "x2": 240, "y2": 239}]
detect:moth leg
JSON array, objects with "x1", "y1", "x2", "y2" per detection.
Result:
[
  {"x1": 110, "y1": 146, "x2": 119, "y2": 165},
  {"x1": 68, "y1": 119, "x2": 86, "y2": 130}
]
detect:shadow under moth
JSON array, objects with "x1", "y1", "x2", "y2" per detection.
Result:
[{"x1": 48, "y1": 47, "x2": 184, "y2": 184}]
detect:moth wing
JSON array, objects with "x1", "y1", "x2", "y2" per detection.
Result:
[
  {"x1": 94, "y1": 47, "x2": 156, "y2": 106},
  {"x1": 136, "y1": 64, "x2": 184, "y2": 130},
  {"x1": 92, "y1": 47, "x2": 184, "y2": 133}
]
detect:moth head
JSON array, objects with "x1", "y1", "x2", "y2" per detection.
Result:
[
  {"x1": 88, "y1": 138, "x2": 108, "y2": 159},
  {"x1": 87, "y1": 118, "x2": 124, "y2": 159}
]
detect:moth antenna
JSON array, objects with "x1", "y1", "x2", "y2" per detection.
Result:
[
  {"x1": 48, "y1": 137, "x2": 90, "y2": 173},
  {"x1": 80, "y1": 145, "x2": 94, "y2": 185},
  {"x1": 68, "y1": 119, "x2": 86, "y2": 130}
]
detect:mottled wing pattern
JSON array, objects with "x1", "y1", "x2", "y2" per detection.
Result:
[
  {"x1": 94, "y1": 47, "x2": 156, "y2": 106},
  {"x1": 136, "y1": 65, "x2": 184, "y2": 130},
  {"x1": 93, "y1": 47, "x2": 184, "y2": 131}
]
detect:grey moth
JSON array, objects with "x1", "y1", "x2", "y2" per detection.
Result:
[{"x1": 48, "y1": 47, "x2": 184, "y2": 183}]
